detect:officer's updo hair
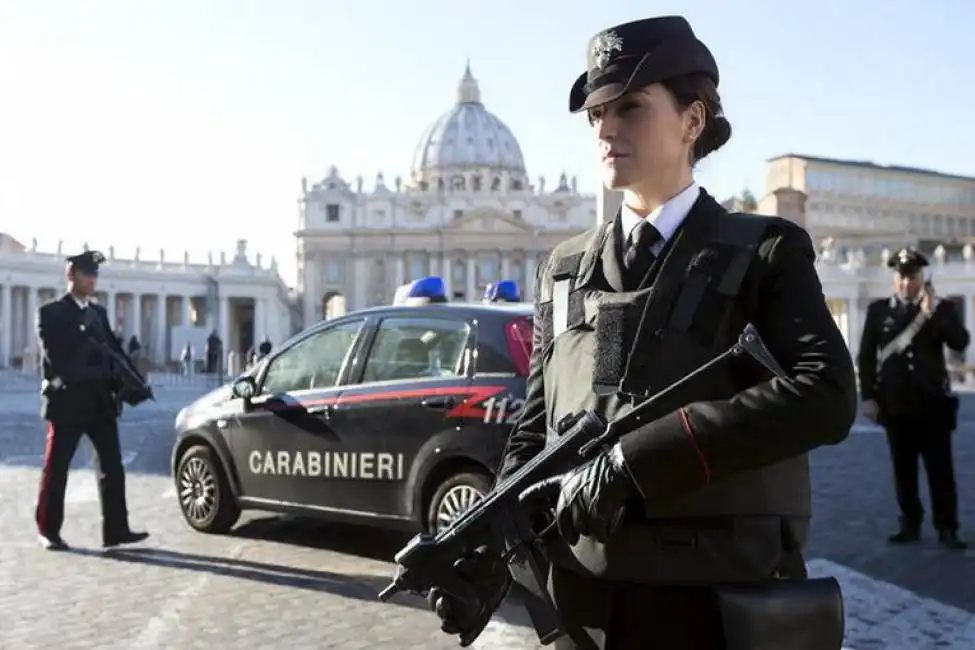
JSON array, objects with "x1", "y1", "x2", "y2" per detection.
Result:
[{"x1": 661, "y1": 73, "x2": 732, "y2": 164}]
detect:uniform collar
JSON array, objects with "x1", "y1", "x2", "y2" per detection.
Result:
[
  {"x1": 619, "y1": 181, "x2": 700, "y2": 246},
  {"x1": 890, "y1": 293, "x2": 920, "y2": 308},
  {"x1": 72, "y1": 295, "x2": 89, "y2": 310}
]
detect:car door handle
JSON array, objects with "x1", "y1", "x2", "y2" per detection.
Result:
[
  {"x1": 420, "y1": 396, "x2": 455, "y2": 409},
  {"x1": 307, "y1": 404, "x2": 333, "y2": 418}
]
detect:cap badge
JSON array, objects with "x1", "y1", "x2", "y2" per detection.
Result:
[{"x1": 592, "y1": 31, "x2": 623, "y2": 70}]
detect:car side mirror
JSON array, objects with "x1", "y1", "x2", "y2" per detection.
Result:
[{"x1": 231, "y1": 376, "x2": 257, "y2": 409}]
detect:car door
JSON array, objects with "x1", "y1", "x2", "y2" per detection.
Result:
[
  {"x1": 330, "y1": 314, "x2": 475, "y2": 516},
  {"x1": 229, "y1": 318, "x2": 368, "y2": 508}
]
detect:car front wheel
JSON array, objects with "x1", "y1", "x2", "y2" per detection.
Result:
[
  {"x1": 427, "y1": 470, "x2": 492, "y2": 533},
  {"x1": 175, "y1": 444, "x2": 240, "y2": 534}
]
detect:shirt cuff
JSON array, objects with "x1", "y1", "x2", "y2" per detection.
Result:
[{"x1": 616, "y1": 407, "x2": 712, "y2": 504}]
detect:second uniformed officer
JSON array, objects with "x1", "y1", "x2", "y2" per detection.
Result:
[
  {"x1": 35, "y1": 250, "x2": 150, "y2": 550},
  {"x1": 428, "y1": 15, "x2": 858, "y2": 649},
  {"x1": 858, "y1": 247, "x2": 968, "y2": 550}
]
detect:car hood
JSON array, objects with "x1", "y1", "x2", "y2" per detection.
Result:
[{"x1": 175, "y1": 383, "x2": 234, "y2": 431}]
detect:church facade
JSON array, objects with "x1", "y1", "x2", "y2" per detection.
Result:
[{"x1": 293, "y1": 65, "x2": 594, "y2": 328}]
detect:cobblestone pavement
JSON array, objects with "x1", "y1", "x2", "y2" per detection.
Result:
[{"x1": 0, "y1": 370, "x2": 973, "y2": 649}]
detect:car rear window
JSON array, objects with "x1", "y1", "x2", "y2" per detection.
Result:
[{"x1": 475, "y1": 316, "x2": 534, "y2": 377}]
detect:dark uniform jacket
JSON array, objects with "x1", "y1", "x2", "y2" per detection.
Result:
[
  {"x1": 37, "y1": 294, "x2": 124, "y2": 424},
  {"x1": 857, "y1": 295, "x2": 969, "y2": 419},
  {"x1": 498, "y1": 190, "x2": 858, "y2": 585}
]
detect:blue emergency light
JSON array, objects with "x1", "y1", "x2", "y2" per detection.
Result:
[
  {"x1": 483, "y1": 280, "x2": 521, "y2": 303},
  {"x1": 395, "y1": 276, "x2": 448, "y2": 305}
]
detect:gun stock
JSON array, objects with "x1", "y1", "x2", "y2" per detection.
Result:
[{"x1": 378, "y1": 323, "x2": 786, "y2": 646}]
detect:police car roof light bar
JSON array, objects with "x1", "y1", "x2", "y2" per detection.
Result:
[
  {"x1": 483, "y1": 280, "x2": 521, "y2": 303},
  {"x1": 394, "y1": 276, "x2": 448, "y2": 306}
]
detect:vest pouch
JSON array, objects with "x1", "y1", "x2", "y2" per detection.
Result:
[{"x1": 715, "y1": 578, "x2": 845, "y2": 650}]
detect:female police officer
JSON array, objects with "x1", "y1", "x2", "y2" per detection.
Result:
[{"x1": 428, "y1": 15, "x2": 857, "y2": 649}]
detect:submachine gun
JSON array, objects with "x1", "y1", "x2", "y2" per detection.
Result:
[
  {"x1": 94, "y1": 336, "x2": 155, "y2": 406},
  {"x1": 81, "y1": 318, "x2": 154, "y2": 407},
  {"x1": 378, "y1": 323, "x2": 788, "y2": 646}
]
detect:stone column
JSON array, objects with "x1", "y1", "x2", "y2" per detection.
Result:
[
  {"x1": 26, "y1": 286, "x2": 38, "y2": 354},
  {"x1": 219, "y1": 297, "x2": 230, "y2": 354},
  {"x1": 180, "y1": 295, "x2": 191, "y2": 327},
  {"x1": 501, "y1": 255, "x2": 511, "y2": 281},
  {"x1": 0, "y1": 283, "x2": 10, "y2": 367},
  {"x1": 155, "y1": 294, "x2": 167, "y2": 364},
  {"x1": 254, "y1": 297, "x2": 266, "y2": 343},
  {"x1": 131, "y1": 294, "x2": 142, "y2": 343},
  {"x1": 441, "y1": 255, "x2": 452, "y2": 295},
  {"x1": 394, "y1": 255, "x2": 406, "y2": 288},
  {"x1": 524, "y1": 254, "x2": 537, "y2": 301},
  {"x1": 106, "y1": 292, "x2": 117, "y2": 332},
  {"x1": 466, "y1": 256, "x2": 476, "y2": 301}
]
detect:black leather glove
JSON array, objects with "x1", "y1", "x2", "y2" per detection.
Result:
[
  {"x1": 427, "y1": 545, "x2": 512, "y2": 646},
  {"x1": 553, "y1": 444, "x2": 637, "y2": 545}
]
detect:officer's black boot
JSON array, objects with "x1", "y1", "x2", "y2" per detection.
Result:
[
  {"x1": 938, "y1": 530, "x2": 968, "y2": 550},
  {"x1": 887, "y1": 525, "x2": 921, "y2": 544}
]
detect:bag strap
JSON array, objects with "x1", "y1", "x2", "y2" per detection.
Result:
[{"x1": 713, "y1": 212, "x2": 770, "y2": 297}]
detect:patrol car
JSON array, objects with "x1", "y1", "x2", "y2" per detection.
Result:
[{"x1": 171, "y1": 278, "x2": 533, "y2": 536}]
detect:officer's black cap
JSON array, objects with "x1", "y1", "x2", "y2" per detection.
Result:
[
  {"x1": 569, "y1": 16, "x2": 719, "y2": 114},
  {"x1": 66, "y1": 250, "x2": 106, "y2": 275},
  {"x1": 887, "y1": 247, "x2": 929, "y2": 275}
]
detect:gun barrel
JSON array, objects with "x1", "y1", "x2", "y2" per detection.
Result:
[{"x1": 377, "y1": 583, "x2": 399, "y2": 601}]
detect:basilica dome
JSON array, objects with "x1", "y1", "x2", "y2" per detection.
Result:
[{"x1": 410, "y1": 64, "x2": 527, "y2": 191}]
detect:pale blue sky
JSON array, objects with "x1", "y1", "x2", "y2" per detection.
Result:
[{"x1": 0, "y1": 0, "x2": 971, "y2": 286}]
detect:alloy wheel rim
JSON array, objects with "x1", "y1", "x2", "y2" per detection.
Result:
[
  {"x1": 436, "y1": 484, "x2": 484, "y2": 531},
  {"x1": 179, "y1": 457, "x2": 217, "y2": 524}
]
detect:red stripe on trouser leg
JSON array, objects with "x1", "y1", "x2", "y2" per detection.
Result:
[
  {"x1": 678, "y1": 408, "x2": 712, "y2": 486},
  {"x1": 35, "y1": 424, "x2": 56, "y2": 535}
]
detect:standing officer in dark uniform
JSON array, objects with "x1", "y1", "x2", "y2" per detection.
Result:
[
  {"x1": 858, "y1": 247, "x2": 968, "y2": 550},
  {"x1": 35, "y1": 250, "x2": 150, "y2": 551},
  {"x1": 428, "y1": 15, "x2": 857, "y2": 649}
]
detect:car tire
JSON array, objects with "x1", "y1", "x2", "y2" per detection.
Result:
[
  {"x1": 175, "y1": 444, "x2": 241, "y2": 534},
  {"x1": 426, "y1": 470, "x2": 492, "y2": 533}
]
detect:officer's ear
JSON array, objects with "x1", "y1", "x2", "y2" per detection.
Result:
[{"x1": 681, "y1": 100, "x2": 706, "y2": 145}]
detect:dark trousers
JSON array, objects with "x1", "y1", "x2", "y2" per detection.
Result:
[
  {"x1": 35, "y1": 417, "x2": 131, "y2": 540},
  {"x1": 549, "y1": 565, "x2": 725, "y2": 650},
  {"x1": 885, "y1": 414, "x2": 959, "y2": 533}
]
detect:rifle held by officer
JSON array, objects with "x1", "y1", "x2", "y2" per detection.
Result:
[
  {"x1": 90, "y1": 335, "x2": 155, "y2": 406},
  {"x1": 377, "y1": 323, "x2": 787, "y2": 646}
]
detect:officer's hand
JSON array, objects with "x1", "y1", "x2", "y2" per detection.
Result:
[
  {"x1": 862, "y1": 399, "x2": 880, "y2": 423},
  {"x1": 427, "y1": 545, "x2": 511, "y2": 645},
  {"x1": 921, "y1": 283, "x2": 936, "y2": 314},
  {"x1": 522, "y1": 445, "x2": 636, "y2": 546}
]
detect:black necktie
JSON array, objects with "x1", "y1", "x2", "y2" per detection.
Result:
[{"x1": 622, "y1": 220, "x2": 661, "y2": 289}]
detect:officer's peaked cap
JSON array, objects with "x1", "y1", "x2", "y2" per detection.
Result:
[
  {"x1": 886, "y1": 246, "x2": 929, "y2": 273},
  {"x1": 569, "y1": 16, "x2": 719, "y2": 114},
  {"x1": 66, "y1": 250, "x2": 106, "y2": 274}
]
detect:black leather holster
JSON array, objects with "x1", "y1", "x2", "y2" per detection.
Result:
[{"x1": 715, "y1": 577, "x2": 844, "y2": 650}]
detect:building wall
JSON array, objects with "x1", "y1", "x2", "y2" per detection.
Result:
[{"x1": 0, "y1": 241, "x2": 293, "y2": 369}]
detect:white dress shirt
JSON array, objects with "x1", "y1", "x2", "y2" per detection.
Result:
[{"x1": 619, "y1": 182, "x2": 700, "y2": 257}]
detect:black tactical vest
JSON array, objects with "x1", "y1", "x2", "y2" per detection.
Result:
[{"x1": 535, "y1": 212, "x2": 811, "y2": 585}]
